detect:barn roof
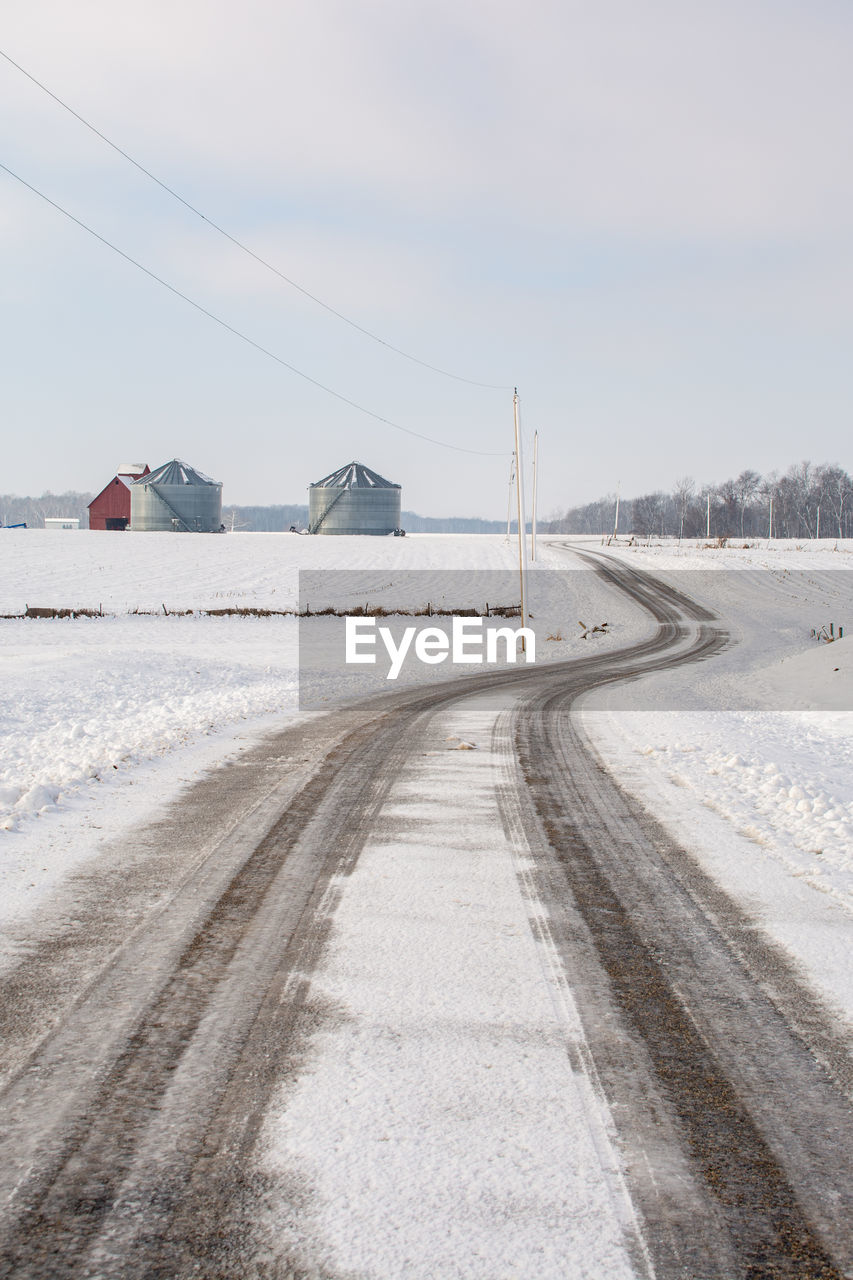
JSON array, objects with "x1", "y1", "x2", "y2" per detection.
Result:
[
  {"x1": 88, "y1": 465, "x2": 150, "y2": 510},
  {"x1": 134, "y1": 459, "x2": 220, "y2": 487},
  {"x1": 310, "y1": 461, "x2": 400, "y2": 489}
]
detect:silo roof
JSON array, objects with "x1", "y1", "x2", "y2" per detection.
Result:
[
  {"x1": 310, "y1": 461, "x2": 400, "y2": 489},
  {"x1": 134, "y1": 459, "x2": 220, "y2": 487}
]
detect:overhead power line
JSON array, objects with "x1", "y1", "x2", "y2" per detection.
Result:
[
  {"x1": 0, "y1": 47, "x2": 511, "y2": 392},
  {"x1": 1, "y1": 161, "x2": 508, "y2": 457}
]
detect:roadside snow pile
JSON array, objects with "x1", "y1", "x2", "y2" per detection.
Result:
[
  {"x1": 628, "y1": 711, "x2": 853, "y2": 907},
  {"x1": 575, "y1": 541, "x2": 853, "y2": 933},
  {"x1": 754, "y1": 633, "x2": 851, "y2": 711},
  {"x1": 0, "y1": 615, "x2": 296, "y2": 831}
]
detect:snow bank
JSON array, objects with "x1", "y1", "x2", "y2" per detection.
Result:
[
  {"x1": 562, "y1": 537, "x2": 853, "y2": 1025},
  {"x1": 0, "y1": 615, "x2": 296, "y2": 831}
]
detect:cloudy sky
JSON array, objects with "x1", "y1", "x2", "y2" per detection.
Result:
[{"x1": 3, "y1": 1, "x2": 852, "y2": 519}]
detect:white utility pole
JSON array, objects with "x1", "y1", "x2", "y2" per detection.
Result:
[
  {"x1": 613, "y1": 483, "x2": 621, "y2": 543},
  {"x1": 513, "y1": 389, "x2": 528, "y2": 643},
  {"x1": 706, "y1": 492, "x2": 711, "y2": 538},
  {"x1": 531, "y1": 430, "x2": 538, "y2": 561},
  {"x1": 505, "y1": 455, "x2": 515, "y2": 542},
  {"x1": 769, "y1": 495, "x2": 773, "y2": 540}
]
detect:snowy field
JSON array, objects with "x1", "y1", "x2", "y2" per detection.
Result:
[
  {"x1": 0, "y1": 530, "x2": 850, "y2": 989},
  {"x1": 0, "y1": 531, "x2": 646, "y2": 839},
  {"x1": 2, "y1": 528, "x2": 853, "y2": 1276},
  {"x1": 0, "y1": 532, "x2": 640, "y2": 945}
]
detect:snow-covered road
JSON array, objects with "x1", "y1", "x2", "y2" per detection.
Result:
[
  {"x1": 260, "y1": 691, "x2": 643, "y2": 1279},
  {"x1": 1, "y1": 531, "x2": 852, "y2": 1278}
]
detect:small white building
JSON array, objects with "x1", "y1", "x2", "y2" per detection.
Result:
[{"x1": 44, "y1": 517, "x2": 80, "y2": 530}]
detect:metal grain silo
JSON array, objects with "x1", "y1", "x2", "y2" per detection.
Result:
[
  {"x1": 308, "y1": 461, "x2": 402, "y2": 535},
  {"x1": 130, "y1": 459, "x2": 223, "y2": 532}
]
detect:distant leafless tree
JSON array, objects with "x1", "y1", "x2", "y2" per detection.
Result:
[
  {"x1": 733, "y1": 470, "x2": 761, "y2": 536},
  {"x1": 632, "y1": 492, "x2": 668, "y2": 537},
  {"x1": 673, "y1": 476, "x2": 695, "y2": 539},
  {"x1": 814, "y1": 464, "x2": 852, "y2": 538}
]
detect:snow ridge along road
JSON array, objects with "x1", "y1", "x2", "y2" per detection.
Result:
[{"x1": 0, "y1": 552, "x2": 851, "y2": 1278}]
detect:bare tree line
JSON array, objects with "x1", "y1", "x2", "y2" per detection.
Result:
[
  {"x1": 4, "y1": 461, "x2": 851, "y2": 540},
  {"x1": 0, "y1": 491, "x2": 94, "y2": 528},
  {"x1": 543, "y1": 461, "x2": 853, "y2": 541}
]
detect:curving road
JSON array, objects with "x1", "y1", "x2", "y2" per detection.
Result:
[{"x1": 0, "y1": 551, "x2": 851, "y2": 1278}]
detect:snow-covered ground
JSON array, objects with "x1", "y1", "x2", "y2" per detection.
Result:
[
  {"x1": 0, "y1": 526, "x2": 533, "y2": 614},
  {"x1": 1, "y1": 529, "x2": 852, "y2": 1276},
  {"x1": 0, "y1": 530, "x2": 642, "y2": 846},
  {"x1": 0, "y1": 534, "x2": 581, "y2": 950},
  {"x1": 1, "y1": 530, "x2": 851, "y2": 981}
]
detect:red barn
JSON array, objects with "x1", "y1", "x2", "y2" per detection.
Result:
[{"x1": 88, "y1": 464, "x2": 150, "y2": 530}]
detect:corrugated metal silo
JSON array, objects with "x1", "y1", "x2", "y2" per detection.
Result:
[
  {"x1": 308, "y1": 461, "x2": 402, "y2": 535},
  {"x1": 130, "y1": 459, "x2": 223, "y2": 532}
]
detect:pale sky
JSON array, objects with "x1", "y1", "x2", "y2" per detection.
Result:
[{"x1": 2, "y1": 0, "x2": 852, "y2": 518}]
